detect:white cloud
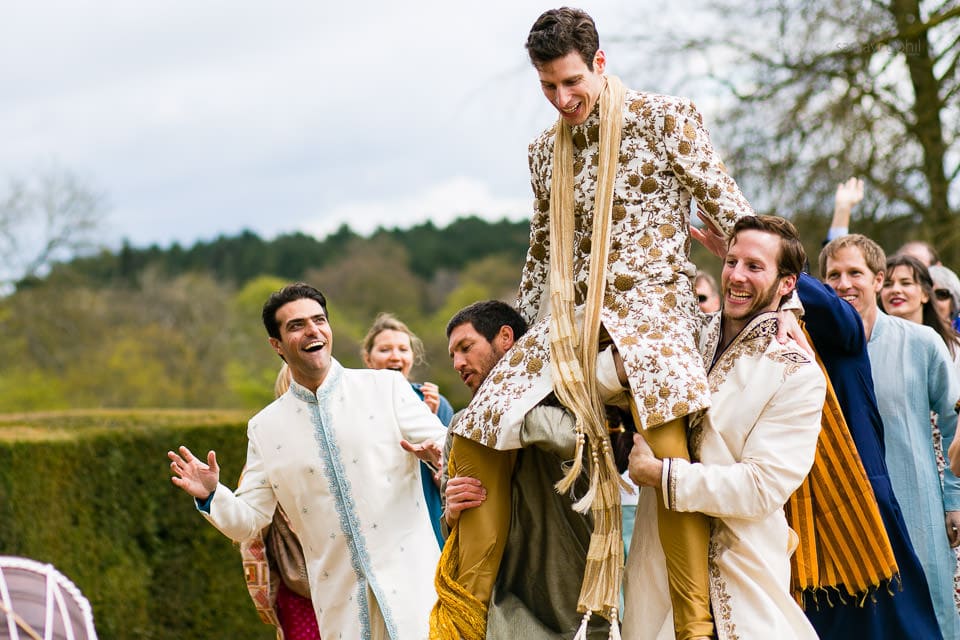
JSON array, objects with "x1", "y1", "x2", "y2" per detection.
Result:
[
  {"x1": 304, "y1": 176, "x2": 532, "y2": 237},
  {"x1": 0, "y1": 0, "x2": 703, "y2": 250}
]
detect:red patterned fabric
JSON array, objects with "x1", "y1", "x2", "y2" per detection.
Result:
[{"x1": 276, "y1": 580, "x2": 321, "y2": 640}]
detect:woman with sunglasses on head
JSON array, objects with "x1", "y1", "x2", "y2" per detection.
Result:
[
  {"x1": 882, "y1": 253, "x2": 960, "y2": 612},
  {"x1": 930, "y1": 265, "x2": 960, "y2": 335},
  {"x1": 693, "y1": 270, "x2": 720, "y2": 313}
]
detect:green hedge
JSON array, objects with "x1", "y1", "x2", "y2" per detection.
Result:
[{"x1": 0, "y1": 410, "x2": 276, "y2": 639}]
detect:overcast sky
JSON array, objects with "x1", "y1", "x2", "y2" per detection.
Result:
[{"x1": 0, "y1": 1, "x2": 706, "y2": 250}]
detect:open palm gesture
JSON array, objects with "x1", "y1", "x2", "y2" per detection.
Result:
[{"x1": 168, "y1": 445, "x2": 220, "y2": 499}]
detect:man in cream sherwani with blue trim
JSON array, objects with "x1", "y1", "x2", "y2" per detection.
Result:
[{"x1": 168, "y1": 282, "x2": 446, "y2": 640}]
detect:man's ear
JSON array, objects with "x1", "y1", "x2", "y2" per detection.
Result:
[
  {"x1": 872, "y1": 269, "x2": 885, "y2": 293},
  {"x1": 268, "y1": 337, "x2": 283, "y2": 358},
  {"x1": 496, "y1": 325, "x2": 516, "y2": 351},
  {"x1": 778, "y1": 273, "x2": 798, "y2": 299},
  {"x1": 593, "y1": 49, "x2": 606, "y2": 74}
]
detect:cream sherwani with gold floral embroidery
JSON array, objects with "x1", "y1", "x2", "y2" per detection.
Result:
[
  {"x1": 201, "y1": 360, "x2": 445, "y2": 640},
  {"x1": 622, "y1": 312, "x2": 825, "y2": 640},
  {"x1": 451, "y1": 91, "x2": 753, "y2": 449}
]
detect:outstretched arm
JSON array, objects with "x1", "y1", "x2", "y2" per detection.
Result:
[
  {"x1": 663, "y1": 97, "x2": 753, "y2": 236},
  {"x1": 168, "y1": 446, "x2": 220, "y2": 499},
  {"x1": 400, "y1": 439, "x2": 442, "y2": 470},
  {"x1": 829, "y1": 177, "x2": 863, "y2": 237},
  {"x1": 393, "y1": 373, "x2": 447, "y2": 452}
]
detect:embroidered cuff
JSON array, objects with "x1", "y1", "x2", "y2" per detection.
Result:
[{"x1": 660, "y1": 458, "x2": 674, "y2": 510}]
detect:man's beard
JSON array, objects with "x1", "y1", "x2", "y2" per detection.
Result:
[
  {"x1": 472, "y1": 348, "x2": 505, "y2": 395},
  {"x1": 723, "y1": 279, "x2": 782, "y2": 323}
]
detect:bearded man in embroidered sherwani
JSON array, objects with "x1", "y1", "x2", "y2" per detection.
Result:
[
  {"x1": 168, "y1": 283, "x2": 446, "y2": 640},
  {"x1": 623, "y1": 216, "x2": 825, "y2": 640},
  {"x1": 444, "y1": 7, "x2": 753, "y2": 639}
]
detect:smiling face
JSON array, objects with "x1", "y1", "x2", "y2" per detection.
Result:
[
  {"x1": 881, "y1": 264, "x2": 928, "y2": 324},
  {"x1": 720, "y1": 229, "x2": 795, "y2": 335},
  {"x1": 536, "y1": 50, "x2": 606, "y2": 126},
  {"x1": 363, "y1": 328, "x2": 414, "y2": 379},
  {"x1": 268, "y1": 298, "x2": 333, "y2": 392},
  {"x1": 824, "y1": 246, "x2": 883, "y2": 318}
]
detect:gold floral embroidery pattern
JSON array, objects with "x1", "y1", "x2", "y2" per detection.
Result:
[
  {"x1": 704, "y1": 314, "x2": 813, "y2": 401},
  {"x1": 707, "y1": 315, "x2": 778, "y2": 393},
  {"x1": 708, "y1": 311, "x2": 777, "y2": 393},
  {"x1": 457, "y1": 90, "x2": 753, "y2": 446},
  {"x1": 709, "y1": 536, "x2": 740, "y2": 640},
  {"x1": 687, "y1": 413, "x2": 706, "y2": 461},
  {"x1": 765, "y1": 349, "x2": 811, "y2": 382},
  {"x1": 449, "y1": 319, "x2": 552, "y2": 445}
]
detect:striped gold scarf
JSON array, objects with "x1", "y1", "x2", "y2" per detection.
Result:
[
  {"x1": 548, "y1": 75, "x2": 626, "y2": 631},
  {"x1": 785, "y1": 327, "x2": 899, "y2": 604}
]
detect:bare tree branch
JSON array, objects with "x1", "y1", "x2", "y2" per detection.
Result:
[
  {"x1": 622, "y1": 0, "x2": 958, "y2": 259},
  {"x1": 0, "y1": 165, "x2": 107, "y2": 286}
]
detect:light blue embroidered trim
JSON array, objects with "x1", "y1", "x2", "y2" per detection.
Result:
[{"x1": 309, "y1": 362, "x2": 400, "y2": 639}]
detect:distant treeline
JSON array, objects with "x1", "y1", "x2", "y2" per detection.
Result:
[
  {"x1": 1, "y1": 216, "x2": 535, "y2": 413},
  {"x1": 35, "y1": 216, "x2": 532, "y2": 289},
  {"x1": 2, "y1": 214, "x2": 730, "y2": 413}
]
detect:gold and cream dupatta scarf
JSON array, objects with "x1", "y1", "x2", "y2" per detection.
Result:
[{"x1": 548, "y1": 75, "x2": 627, "y2": 638}]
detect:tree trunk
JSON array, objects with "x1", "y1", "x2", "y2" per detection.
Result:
[{"x1": 890, "y1": 0, "x2": 954, "y2": 260}]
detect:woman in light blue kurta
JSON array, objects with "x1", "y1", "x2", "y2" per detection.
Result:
[{"x1": 869, "y1": 310, "x2": 960, "y2": 637}]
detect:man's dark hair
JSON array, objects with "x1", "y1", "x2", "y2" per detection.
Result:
[
  {"x1": 525, "y1": 7, "x2": 600, "y2": 69},
  {"x1": 446, "y1": 300, "x2": 528, "y2": 342},
  {"x1": 262, "y1": 282, "x2": 328, "y2": 340},
  {"x1": 729, "y1": 215, "x2": 806, "y2": 278}
]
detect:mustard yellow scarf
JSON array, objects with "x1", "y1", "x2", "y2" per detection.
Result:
[{"x1": 785, "y1": 327, "x2": 899, "y2": 605}]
